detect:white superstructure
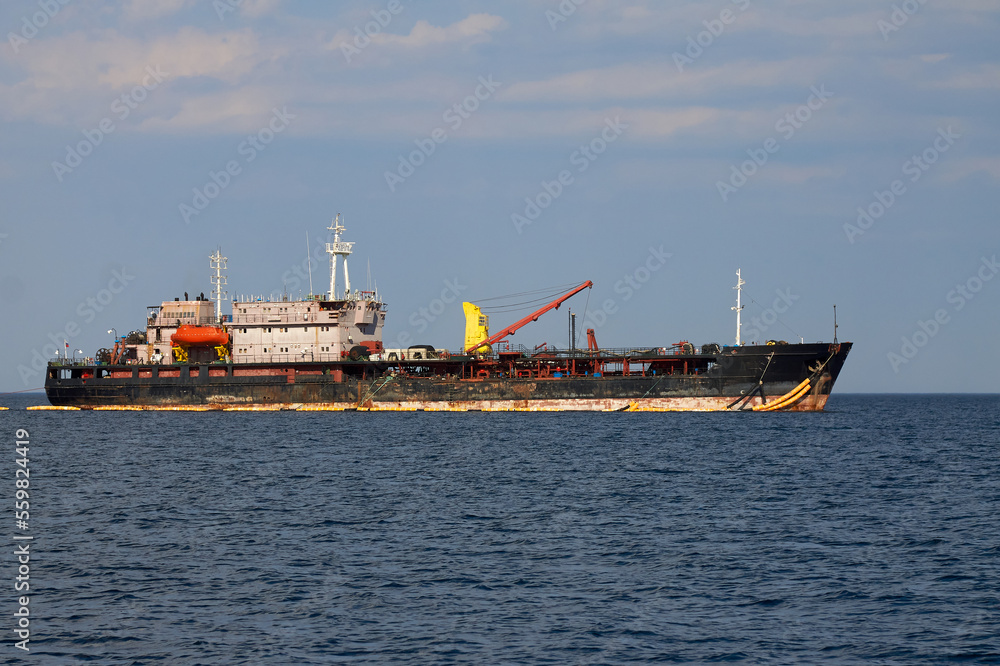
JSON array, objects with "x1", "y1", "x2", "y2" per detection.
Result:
[
  {"x1": 228, "y1": 295, "x2": 384, "y2": 363},
  {"x1": 124, "y1": 216, "x2": 386, "y2": 365}
]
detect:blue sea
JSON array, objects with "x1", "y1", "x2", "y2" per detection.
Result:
[{"x1": 1, "y1": 394, "x2": 998, "y2": 664}]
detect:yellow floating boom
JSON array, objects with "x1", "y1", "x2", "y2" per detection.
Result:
[
  {"x1": 753, "y1": 379, "x2": 812, "y2": 412},
  {"x1": 757, "y1": 378, "x2": 811, "y2": 412}
]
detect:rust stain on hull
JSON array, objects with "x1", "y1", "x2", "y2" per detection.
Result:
[{"x1": 72, "y1": 394, "x2": 831, "y2": 412}]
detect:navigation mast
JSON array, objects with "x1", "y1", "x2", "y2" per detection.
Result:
[
  {"x1": 732, "y1": 269, "x2": 745, "y2": 346},
  {"x1": 326, "y1": 214, "x2": 354, "y2": 301},
  {"x1": 210, "y1": 248, "x2": 228, "y2": 323}
]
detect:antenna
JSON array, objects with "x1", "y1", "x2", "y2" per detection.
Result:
[
  {"x1": 833, "y1": 304, "x2": 838, "y2": 344},
  {"x1": 732, "y1": 268, "x2": 745, "y2": 345},
  {"x1": 306, "y1": 231, "x2": 314, "y2": 298},
  {"x1": 210, "y1": 248, "x2": 228, "y2": 324}
]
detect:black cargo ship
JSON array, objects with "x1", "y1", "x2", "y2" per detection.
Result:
[
  {"x1": 44, "y1": 218, "x2": 851, "y2": 411},
  {"x1": 45, "y1": 342, "x2": 851, "y2": 411}
]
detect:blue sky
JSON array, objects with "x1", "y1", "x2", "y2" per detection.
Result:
[{"x1": 1, "y1": 0, "x2": 998, "y2": 393}]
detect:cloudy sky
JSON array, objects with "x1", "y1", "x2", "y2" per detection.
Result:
[{"x1": 1, "y1": 0, "x2": 998, "y2": 394}]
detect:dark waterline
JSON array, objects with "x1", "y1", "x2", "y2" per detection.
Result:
[{"x1": 2, "y1": 394, "x2": 998, "y2": 663}]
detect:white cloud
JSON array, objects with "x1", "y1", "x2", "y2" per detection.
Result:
[
  {"x1": 12, "y1": 27, "x2": 262, "y2": 90},
  {"x1": 329, "y1": 13, "x2": 507, "y2": 54},
  {"x1": 942, "y1": 157, "x2": 1000, "y2": 181},
  {"x1": 276, "y1": 103, "x2": 737, "y2": 142},
  {"x1": 882, "y1": 58, "x2": 1000, "y2": 91},
  {"x1": 762, "y1": 164, "x2": 844, "y2": 184},
  {"x1": 741, "y1": 9, "x2": 885, "y2": 39},
  {"x1": 137, "y1": 87, "x2": 285, "y2": 133},
  {"x1": 0, "y1": 28, "x2": 272, "y2": 124},
  {"x1": 503, "y1": 59, "x2": 831, "y2": 104},
  {"x1": 122, "y1": 0, "x2": 194, "y2": 21},
  {"x1": 561, "y1": 2, "x2": 883, "y2": 41},
  {"x1": 386, "y1": 13, "x2": 507, "y2": 47},
  {"x1": 420, "y1": 106, "x2": 721, "y2": 140},
  {"x1": 928, "y1": 64, "x2": 1000, "y2": 90},
  {"x1": 240, "y1": 0, "x2": 284, "y2": 19}
]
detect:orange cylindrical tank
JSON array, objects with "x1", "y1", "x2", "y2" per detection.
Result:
[{"x1": 170, "y1": 325, "x2": 229, "y2": 346}]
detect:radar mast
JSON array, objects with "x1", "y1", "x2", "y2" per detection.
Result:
[
  {"x1": 326, "y1": 213, "x2": 355, "y2": 300},
  {"x1": 210, "y1": 248, "x2": 228, "y2": 323},
  {"x1": 732, "y1": 269, "x2": 745, "y2": 346}
]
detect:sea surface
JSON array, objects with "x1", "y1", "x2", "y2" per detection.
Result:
[{"x1": 0, "y1": 393, "x2": 998, "y2": 664}]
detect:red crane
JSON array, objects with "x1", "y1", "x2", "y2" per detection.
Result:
[{"x1": 465, "y1": 280, "x2": 593, "y2": 354}]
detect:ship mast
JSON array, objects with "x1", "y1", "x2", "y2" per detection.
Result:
[
  {"x1": 306, "y1": 232, "x2": 314, "y2": 297},
  {"x1": 210, "y1": 248, "x2": 228, "y2": 323},
  {"x1": 732, "y1": 268, "x2": 745, "y2": 346},
  {"x1": 326, "y1": 214, "x2": 355, "y2": 301}
]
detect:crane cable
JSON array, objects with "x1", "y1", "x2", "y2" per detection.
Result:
[{"x1": 475, "y1": 282, "x2": 588, "y2": 314}]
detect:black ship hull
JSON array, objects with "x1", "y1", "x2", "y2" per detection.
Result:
[{"x1": 44, "y1": 342, "x2": 851, "y2": 412}]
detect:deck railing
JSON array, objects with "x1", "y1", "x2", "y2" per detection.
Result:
[{"x1": 48, "y1": 343, "x2": 720, "y2": 368}]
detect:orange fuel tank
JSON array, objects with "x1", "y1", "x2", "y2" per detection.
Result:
[{"x1": 170, "y1": 325, "x2": 229, "y2": 347}]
